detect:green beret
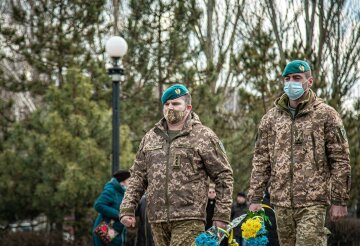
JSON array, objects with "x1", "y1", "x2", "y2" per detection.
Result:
[
  {"x1": 282, "y1": 60, "x2": 311, "y2": 77},
  {"x1": 161, "y1": 84, "x2": 189, "y2": 104}
]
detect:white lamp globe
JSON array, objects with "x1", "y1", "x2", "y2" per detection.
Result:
[{"x1": 105, "y1": 36, "x2": 128, "y2": 58}]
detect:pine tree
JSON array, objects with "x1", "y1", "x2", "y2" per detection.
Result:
[
  {"x1": 0, "y1": 0, "x2": 107, "y2": 94},
  {"x1": 0, "y1": 68, "x2": 135, "y2": 242}
]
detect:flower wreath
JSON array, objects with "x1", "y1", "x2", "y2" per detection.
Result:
[
  {"x1": 241, "y1": 205, "x2": 272, "y2": 246},
  {"x1": 193, "y1": 205, "x2": 272, "y2": 246}
]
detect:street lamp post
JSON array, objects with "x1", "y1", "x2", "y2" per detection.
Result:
[{"x1": 105, "y1": 36, "x2": 128, "y2": 175}]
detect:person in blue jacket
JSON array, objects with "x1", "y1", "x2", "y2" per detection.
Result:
[{"x1": 93, "y1": 170, "x2": 131, "y2": 246}]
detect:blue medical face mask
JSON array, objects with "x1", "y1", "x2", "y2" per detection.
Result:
[{"x1": 283, "y1": 81, "x2": 306, "y2": 100}]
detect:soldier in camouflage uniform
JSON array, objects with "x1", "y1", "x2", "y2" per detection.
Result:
[
  {"x1": 120, "y1": 84, "x2": 234, "y2": 246},
  {"x1": 248, "y1": 60, "x2": 351, "y2": 246}
]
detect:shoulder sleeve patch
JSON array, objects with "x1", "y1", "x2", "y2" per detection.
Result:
[
  {"x1": 255, "y1": 129, "x2": 262, "y2": 147},
  {"x1": 210, "y1": 137, "x2": 227, "y2": 155},
  {"x1": 217, "y1": 141, "x2": 226, "y2": 155},
  {"x1": 338, "y1": 125, "x2": 348, "y2": 143}
]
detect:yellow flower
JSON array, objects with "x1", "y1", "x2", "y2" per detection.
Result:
[
  {"x1": 241, "y1": 221, "x2": 250, "y2": 231},
  {"x1": 249, "y1": 230, "x2": 257, "y2": 238},
  {"x1": 241, "y1": 217, "x2": 263, "y2": 239},
  {"x1": 253, "y1": 222, "x2": 261, "y2": 230},
  {"x1": 242, "y1": 231, "x2": 250, "y2": 239}
]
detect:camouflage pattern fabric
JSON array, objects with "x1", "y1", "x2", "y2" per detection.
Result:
[
  {"x1": 120, "y1": 112, "x2": 233, "y2": 223},
  {"x1": 275, "y1": 205, "x2": 330, "y2": 246},
  {"x1": 151, "y1": 220, "x2": 204, "y2": 246},
  {"x1": 248, "y1": 89, "x2": 351, "y2": 208}
]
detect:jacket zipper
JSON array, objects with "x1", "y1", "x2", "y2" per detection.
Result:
[
  {"x1": 290, "y1": 119, "x2": 294, "y2": 207},
  {"x1": 290, "y1": 112, "x2": 305, "y2": 207},
  {"x1": 278, "y1": 107, "x2": 310, "y2": 208},
  {"x1": 165, "y1": 141, "x2": 171, "y2": 223},
  {"x1": 281, "y1": 109, "x2": 295, "y2": 208},
  {"x1": 311, "y1": 132, "x2": 319, "y2": 171},
  {"x1": 159, "y1": 129, "x2": 189, "y2": 223}
]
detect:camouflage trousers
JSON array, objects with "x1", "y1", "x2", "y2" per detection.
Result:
[
  {"x1": 275, "y1": 205, "x2": 330, "y2": 246},
  {"x1": 150, "y1": 220, "x2": 204, "y2": 246}
]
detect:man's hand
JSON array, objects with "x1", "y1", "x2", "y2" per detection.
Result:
[
  {"x1": 213, "y1": 220, "x2": 227, "y2": 229},
  {"x1": 120, "y1": 215, "x2": 136, "y2": 227},
  {"x1": 329, "y1": 205, "x2": 347, "y2": 221},
  {"x1": 249, "y1": 203, "x2": 262, "y2": 212}
]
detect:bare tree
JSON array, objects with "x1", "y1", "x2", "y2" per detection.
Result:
[
  {"x1": 188, "y1": 0, "x2": 245, "y2": 94},
  {"x1": 262, "y1": 0, "x2": 360, "y2": 110}
]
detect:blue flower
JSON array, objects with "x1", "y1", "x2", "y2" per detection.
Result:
[
  {"x1": 245, "y1": 235, "x2": 269, "y2": 246},
  {"x1": 256, "y1": 235, "x2": 269, "y2": 245},
  {"x1": 195, "y1": 233, "x2": 219, "y2": 246},
  {"x1": 257, "y1": 225, "x2": 268, "y2": 235}
]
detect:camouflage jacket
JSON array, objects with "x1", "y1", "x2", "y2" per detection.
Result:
[
  {"x1": 248, "y1": 90, "x2": 351, "y2": 208},
  {"x1": 120, "y1": 112, "x2": 233, "y2": 223}
]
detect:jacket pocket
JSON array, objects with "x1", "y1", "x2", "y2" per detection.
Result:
[
  {"x1": 310, "y1": 132, "x2": 319, "y2": 171},
  {"x1": 144, "y1": 144, "x2": 165, "y2": 174},
  {"x1": 172, "y1": 145, "x2": 195, "y2": 172},
  {"x1": 170, "y1": 182, "x2": 195, "y2": 207},
  {"x1": 144, "y1": 144, "x2": 163, "y2": 161},
  {"x1": 144, "y1": 144, "x2": 163, "y2": 151}
]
